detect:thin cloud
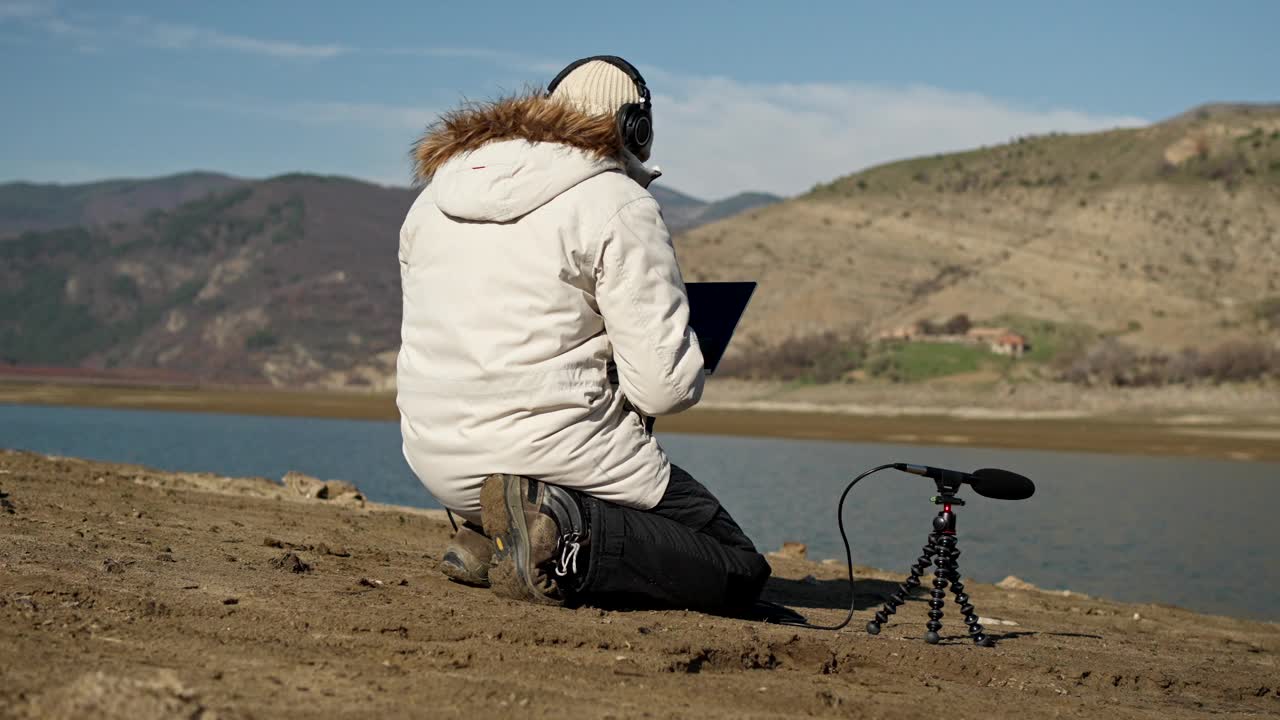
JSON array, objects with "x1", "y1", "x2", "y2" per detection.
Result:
[
  {"x1": 3, "y1": 6, "x2": 558, "y2": 68},
  {"x1": 193, "y1": 71, "x2": 1149, "y2": 198},
  {"x1": 120, "y1": 16, "x2": 348, "y2": 59},
  {"x1": 379, "y1": 46, "x2": 561, "y2": 74},
  {"x1": 643, "y1": 69, "x2": 1149, "y2": 198},
  {"x1": 2, "y1": 6, "x2": 348, "y2": 59},
  {"x1": 0, "y1": 1, "x2": 50, "y2": 20},
  {"x1": 187, "y1": 97, "x2": 436, "y2": 132}
]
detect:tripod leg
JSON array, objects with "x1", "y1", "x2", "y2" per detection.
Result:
[
  {"x1": 924, "y1": 533, "x2": 953, "y2": 644},
  {"x1": 866, "y1": 534, "x2": 937, "y2": 635},
  {"x1": 943, "y1": 540, "x2": 993, "y2": 647}
]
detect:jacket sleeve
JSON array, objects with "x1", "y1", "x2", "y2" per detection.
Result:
[{"x1": 594, "y1": 197, "x2": 705, "y2": 416}]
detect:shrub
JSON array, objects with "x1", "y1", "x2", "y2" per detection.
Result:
[
  {"x1": 1195, "y1": 341, "x2": 1277, "y2": 382},
  {"x1": 245, "y1": 329, "x2": 279, "y2": 351},
  {"x1": 1059, "y1": 338, "x2": 1138, "y2": 386},
  {"x1": 1254, "y1": 297, "x2": 1280, "y2": 329},
  {"x1": 170, "y1": 279, "x2": 204, "y2": 305},
  {"x1": 941, "y1": 313, "x2": 971, "y2": 335},
  {"x1": 110, "y1": 275, "x2": 140, "y2": 300},
  {"x1": 717, "y1": 332, "x2": 868, "y2": 383},
  {"x1": 1059, "y1": 339, "x2": 1278, "y2": 386}
]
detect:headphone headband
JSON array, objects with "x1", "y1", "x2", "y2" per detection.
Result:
[
  {"x1": 546, "y1": 55, "x2": 650, "y2": 108},
  {"x1": 547, "y1": 55, "x2": 653, "y2": 161}
]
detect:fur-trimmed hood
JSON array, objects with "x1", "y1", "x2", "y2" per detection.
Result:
[
  {"x1": 413, "y1": 94, "x2": 640, "y2": 223},
  {"x1": 413, "y1": 94, "x2": 623, "y2": 184}
]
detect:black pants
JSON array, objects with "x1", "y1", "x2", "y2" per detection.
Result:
[{"x1": 571, "y1": 465, "x2": 771, "y2": 612}]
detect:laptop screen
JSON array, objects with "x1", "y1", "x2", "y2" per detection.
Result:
[{"x1": 685, "y1": 281, "x2": 756, "y2": 373}]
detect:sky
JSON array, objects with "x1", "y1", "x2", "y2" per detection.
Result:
[{"x1": 1, "y1": 1, "x2": 1277, "y2": 200}]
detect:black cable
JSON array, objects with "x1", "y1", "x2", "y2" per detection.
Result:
[{"x1": 777, "y1": 463, "x2": 898, "y2": 631}]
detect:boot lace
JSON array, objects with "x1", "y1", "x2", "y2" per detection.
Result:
[{"x1": 554, "y1": 532, "x2": 585, "y2": 578}]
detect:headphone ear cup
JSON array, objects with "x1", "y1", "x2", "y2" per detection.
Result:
[{"x1": 617, "y1": 104, "x2": 653, "y2": 159}]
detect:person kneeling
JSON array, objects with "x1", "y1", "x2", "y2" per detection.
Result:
[{"x1": 396, "y1": 56, "x2": 770, "y2": 612}]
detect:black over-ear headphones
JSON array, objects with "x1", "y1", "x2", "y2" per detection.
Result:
[{"x1": 547, "y1": 55, "x2": 653, "y2": 161}]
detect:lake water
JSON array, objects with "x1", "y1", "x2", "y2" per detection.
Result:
[{"x1": 2, "y1": 403, "x2": 1276, "y2": 621}]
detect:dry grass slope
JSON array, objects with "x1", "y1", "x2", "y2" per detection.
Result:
[{"x1": 677, "y1": 103, "x2": 1280, "y2": 362}]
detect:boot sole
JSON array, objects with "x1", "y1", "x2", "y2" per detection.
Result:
[
  {"x1": 438, "y1": 548, "x2": 490, "y2": 588},
  {"x1": 480, "y1": 475, "x2": 559, "y2": 605}
]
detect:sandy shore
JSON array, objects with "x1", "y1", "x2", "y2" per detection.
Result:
[
  {"x1": 3, "y1": 380, "x2": 1278, "y2": 462},
  {"x1": 2, "y1": 449, "x2": 1277, "y2": 718}
]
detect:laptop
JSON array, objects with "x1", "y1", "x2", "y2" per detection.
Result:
[
  {"x1": 607, "y1": 280, "x2": 756, "y2": 396},
  {"x1": 685, "y1": 281, "x2": 756, "y2": 374}
]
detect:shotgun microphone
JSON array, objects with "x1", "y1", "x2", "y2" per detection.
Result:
[{"x1": 893, "y1": 463, "x2": 1035, "y2": 500}]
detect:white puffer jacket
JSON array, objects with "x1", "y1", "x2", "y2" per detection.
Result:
[{"x1": 397, "y1": 95, "x2": 705, "y2": 522}]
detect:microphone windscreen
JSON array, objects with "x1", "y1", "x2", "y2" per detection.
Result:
[{"x1": 970, "y1": 468, "x2": 1035, "y2": 500}]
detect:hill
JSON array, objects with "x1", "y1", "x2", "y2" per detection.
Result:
[
  {"x1": 0, "y1": 175, "x2": 415, "y2": 387},
  {"x1": 650, "y1": 185, "x2": 782, "y2": 233},
  {"x1": 0, "y1": 172, "x2": 244, "y2": 239},
  {"x1": 4, "y1": 105, "x2": 1277, "y2": 389},
  {"x1": 0, "y1": 173, "x2": 778, "y2": 387},
  {"x1": 676, "y1": 103, "x2": 1280, "y2": 375}
]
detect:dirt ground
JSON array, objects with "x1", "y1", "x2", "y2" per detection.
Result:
[{"x1": 1, "y1": 449, "x2": 1277, "y2": 719}]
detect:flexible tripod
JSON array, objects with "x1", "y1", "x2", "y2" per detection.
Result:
[{"x1": 865, "y1": 489, "x2": 994, "y2": 646}]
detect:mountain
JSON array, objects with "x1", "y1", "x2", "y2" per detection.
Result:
[
  {"x1": 0, "y1": 174, "x2": 777, "y2": 240},
  {"x1": 647, "y1": 185, "x2": 708, "y2": 233},
  {"x1": 649, "y1": 185, "x2": 783, "y2": 234},
  {"x1": 1, "y1": 175, "x2": 414, "y2": 387},
  {"x1": 0, "y1": 173, "x2": 778, "y2": 387},
  {"x1": 675, "y1": 103, "x2": 1280, "y2": 359},
  {"x1": 698, "y1": 192, "x2": 786, "y2": 226},
  {"x1": 0, "y1": 172, "x2": 245, "y2": 239},
  {"x1": 5, "y1": 104, "x2": 1276, "y2": 388}
]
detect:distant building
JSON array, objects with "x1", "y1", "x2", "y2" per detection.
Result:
[
  {"x1": 876, "y1": 322, "x2": 1030, "y2": 359},
  {"x1": 991, "y1": 333, "x2": 1030, "y2": 357}
]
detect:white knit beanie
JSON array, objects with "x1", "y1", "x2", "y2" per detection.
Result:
[{"x1": 550, "y1": 59, "x2": 644, "y2": 117}]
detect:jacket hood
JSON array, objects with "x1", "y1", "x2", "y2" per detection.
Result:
[
  {"x1": 430, "y1": 141, "x2": 622, "y2": 222},
  {"x1": 413, "y1": 94, "x2": 628, "y2": 222}
]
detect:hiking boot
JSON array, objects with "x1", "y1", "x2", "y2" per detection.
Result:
[
  {"x1": 438, "y1": 521, "x2": 494, "y2": 587},
  {"x1": 479, "y1": 474, "x2": 587, "y2": 606}
]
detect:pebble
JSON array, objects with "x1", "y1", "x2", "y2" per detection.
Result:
[{"x1": 770, "y1": 542, "x2": 808, "y2": 560}]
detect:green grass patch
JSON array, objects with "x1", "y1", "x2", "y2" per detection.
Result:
[{"x1": 869, "y1": 342, "x2": 987, "y2": 382}]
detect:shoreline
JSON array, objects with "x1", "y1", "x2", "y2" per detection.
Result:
[
  {"x1": 2, "y1": 448, "x2": 1277, "y2": 718},
  {"x1": 3, "y1": 380, "x2": 1278, "y2": 463}
]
